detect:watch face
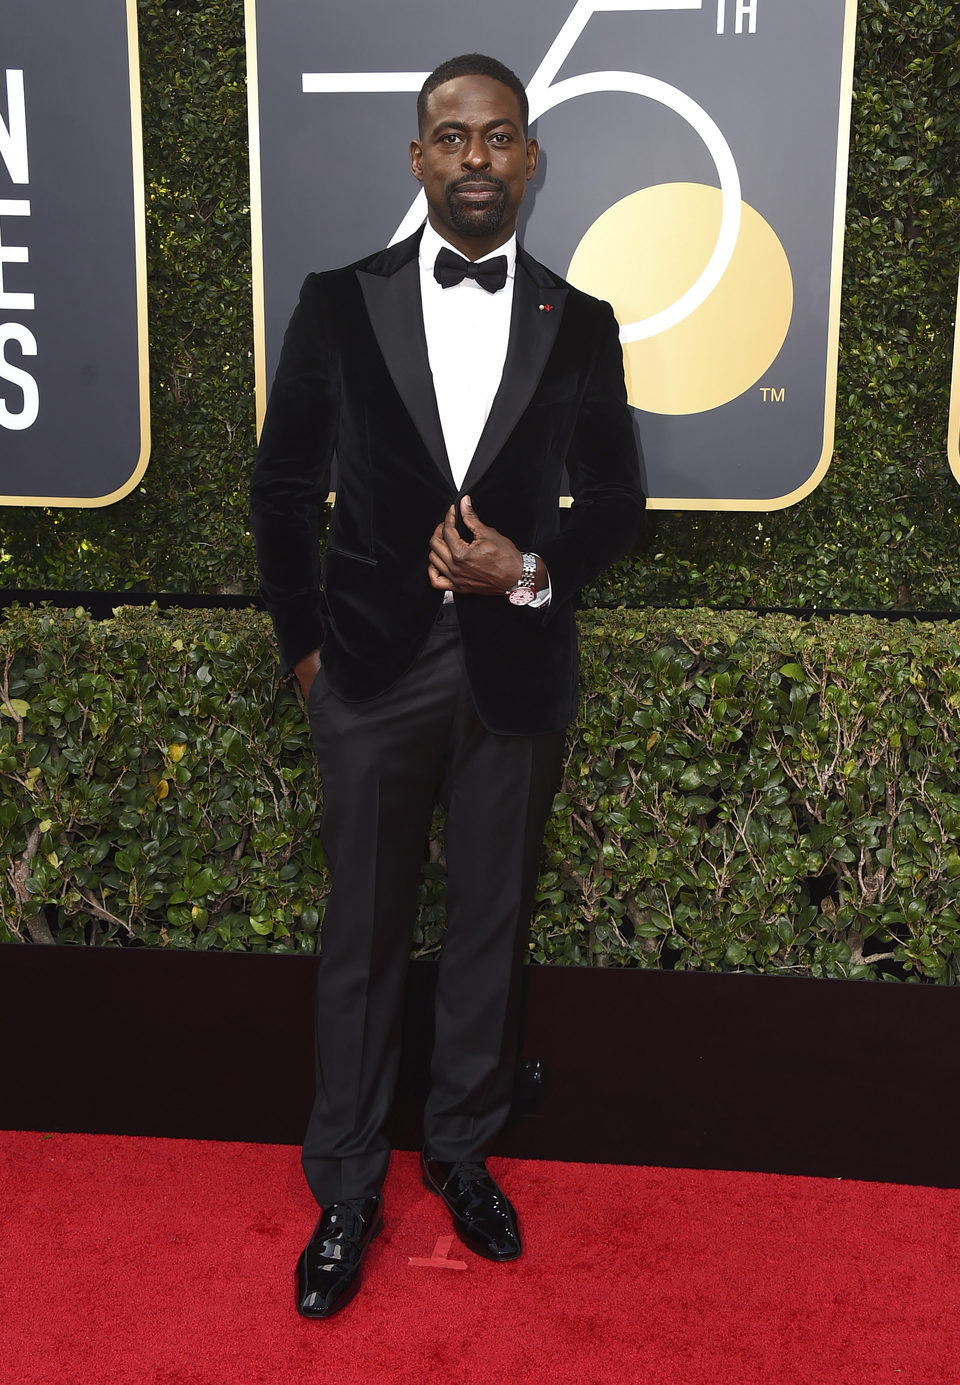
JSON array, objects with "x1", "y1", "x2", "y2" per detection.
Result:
[{"x1": 508, "y1": 587, "x2": 536, "y2": 606}]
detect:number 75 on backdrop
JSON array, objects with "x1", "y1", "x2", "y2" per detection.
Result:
[{"x1": 246, "y1": 0, "x2": 856, "y2": 510}]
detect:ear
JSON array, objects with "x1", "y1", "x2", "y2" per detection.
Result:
[
  {"x1": 525, "y1": 138, "x2": 539, "y2": 182},
  {"x1": 410, "y1": 139, "x2": 424, "y2": 182}
]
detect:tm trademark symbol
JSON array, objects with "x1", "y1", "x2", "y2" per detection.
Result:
[{"x1": 760, "y1": 387, "x2": 785, "y2": 402}]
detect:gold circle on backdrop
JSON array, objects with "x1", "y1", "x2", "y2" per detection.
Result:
[{"x1": 567, "y1": 183, "x2": 794, "y2": 415}]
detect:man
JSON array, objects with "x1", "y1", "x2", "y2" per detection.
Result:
[{"x1": 250, "y1": 53, "x2": 645, "y2": 1318}]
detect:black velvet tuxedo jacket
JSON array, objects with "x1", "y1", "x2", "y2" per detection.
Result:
[{"x1": 250, "y1": 229, "x2": 645, "y2": 736}]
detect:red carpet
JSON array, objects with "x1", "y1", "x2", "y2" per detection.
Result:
[{"x1": 2, "y1": 1132, "x2": 958, "y2": 1384}]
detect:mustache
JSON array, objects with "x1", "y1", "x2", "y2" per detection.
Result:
[{"x1": 449, "y1": 173, "x2": 508, "y2": 193}]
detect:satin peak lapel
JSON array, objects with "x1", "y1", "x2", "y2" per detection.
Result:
[
  {"x1": 460, "y1": 259, "x2": 567, "y2": 495},
  {"x1": 357, "y1": 258, "x2": 453, "y2": 486}
]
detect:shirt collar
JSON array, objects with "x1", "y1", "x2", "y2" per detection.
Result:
[{"x1": 419, "y1": 220, "x2": 517, "y2": 281}]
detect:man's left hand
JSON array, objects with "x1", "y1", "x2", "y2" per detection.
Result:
[{"x1": 428, "y1": 495, "x2": 536, "y2": 595}]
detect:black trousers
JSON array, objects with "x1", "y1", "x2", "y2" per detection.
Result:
[{"x1": 301, "y1": 603, "x2": 565, "y2": 1205}]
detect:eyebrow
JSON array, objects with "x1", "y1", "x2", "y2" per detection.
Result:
[{"x1": 430, "y1": 117, "x2": 521, "y2": 137}]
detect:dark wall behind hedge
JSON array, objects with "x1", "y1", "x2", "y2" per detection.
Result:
[{"x1": 1, "y1": 0, "x2": 958, "y2": 607}]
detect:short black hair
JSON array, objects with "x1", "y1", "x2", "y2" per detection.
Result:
[{"x1": 417, "y1": 54, "x2": 529, "y2": 137}]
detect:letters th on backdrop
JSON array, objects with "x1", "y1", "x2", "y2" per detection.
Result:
[
  {"x1": 0, "y1": 1, "x2": 148, "y2": 507},
  {"x1": 247, "y1": 0, "x2": 857, "y2": 510}
]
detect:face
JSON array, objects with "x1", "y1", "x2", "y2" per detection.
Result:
[{"x1": 410, "y1": 74, "x2": 539, "y2": 259}]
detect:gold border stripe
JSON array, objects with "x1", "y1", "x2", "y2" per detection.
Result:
[
  {"x1": 948, "y1": 272, "x2": 960, "y2": 483},
  {"x1": 245, "y1": 0, "x2": 268, "y2": 435}
]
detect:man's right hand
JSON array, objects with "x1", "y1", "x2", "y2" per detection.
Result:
[{"x1": 294, "y1": 648, "x2": 322, "y2": 702}]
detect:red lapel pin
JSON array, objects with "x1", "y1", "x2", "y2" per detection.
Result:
[{"x1": 538, "y1": 303, "x2": 553, "y2": 312}]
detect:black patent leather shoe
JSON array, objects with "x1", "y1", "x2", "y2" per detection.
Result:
[
  {"x1": 295, "y1": 1196, "x2": 383, "y2": 1319},
  {"x1": 421, "y1": 1150, "x2": 522, "y2": 1261}
]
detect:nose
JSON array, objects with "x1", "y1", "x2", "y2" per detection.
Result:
[{"x1": 461, "y1": 135, "x2": 489, "y2": 170}]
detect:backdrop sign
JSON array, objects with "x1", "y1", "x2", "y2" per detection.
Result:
[
  {"x1": 246, "y1": 0, "x2": 856, "y2": 510},
  {"x1": 0, "y1": 1, "x2": 149, "y2": 507}
]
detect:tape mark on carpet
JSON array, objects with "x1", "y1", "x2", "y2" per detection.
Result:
[{"x1": 408, "y1": 1234, "x2": 468, "y2": 1270}]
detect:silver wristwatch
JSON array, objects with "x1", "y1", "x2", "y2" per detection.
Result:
[{"x1": 507, "y1": 552, "x2": 538, "y2": 606}]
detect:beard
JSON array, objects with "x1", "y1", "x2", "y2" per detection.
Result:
[{"x1": 444, "y1": 174, "x2": 509, "y2": 238}]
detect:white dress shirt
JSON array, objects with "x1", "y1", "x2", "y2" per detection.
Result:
[
  {"x1": 419, "y1": 221, "x2": 549, "y2": 605},
  {"x1": 419, "y1": 220, "x2": 515, "y2": 490}
]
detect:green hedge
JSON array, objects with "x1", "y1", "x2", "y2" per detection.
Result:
[
  {"x1": 0, "y1": 1, "x2": 958, "y2": 608},
  {"x1": 3, "y1": 606, "x2": 958, "y2": 982}
]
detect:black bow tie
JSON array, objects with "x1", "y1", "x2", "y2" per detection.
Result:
[{"x1": 434, "y1": 247, "x2": 509, "y2": 293}]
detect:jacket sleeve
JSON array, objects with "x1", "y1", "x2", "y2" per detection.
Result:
[
  {"x1": 249, "y1": 274, "x2": 338, "y2": 674},
  {"x1": 536, "y1": 301, "x2": 645, "y2": 612}
]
